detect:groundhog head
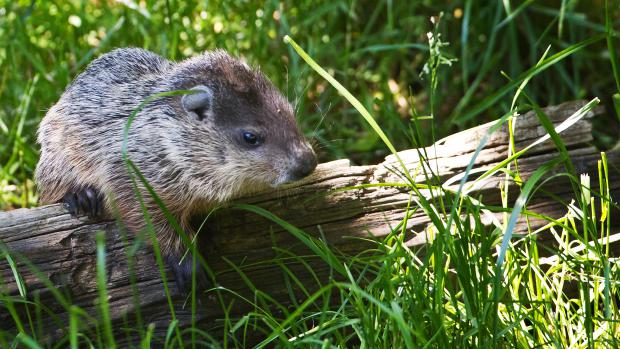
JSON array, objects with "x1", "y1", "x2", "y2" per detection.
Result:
[{"x1": 172, "y1": 51, "x2": 317, "y2": 201}]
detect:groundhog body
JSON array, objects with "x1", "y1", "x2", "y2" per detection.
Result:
[{"x1": 35, "y1": 48, "x2": 317, "y2": 290}]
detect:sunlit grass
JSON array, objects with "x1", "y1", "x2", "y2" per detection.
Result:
[
  {"x1": 1, "y1": 1, "x2": 620, "y2": 348},
  {"x1": 0, "y1": 0, "x2": 618, "y2": 209}
]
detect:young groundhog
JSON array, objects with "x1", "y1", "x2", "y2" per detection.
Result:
[{"x1": 35, "y1": 48, "x2": 317, "y2": 291}]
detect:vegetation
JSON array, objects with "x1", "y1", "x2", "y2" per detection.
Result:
[{"x1": 1, "y1": 0, "x2": 620, "y2": 348}]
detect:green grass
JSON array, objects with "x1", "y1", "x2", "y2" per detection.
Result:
[
  {"x1": 2, "y1": 0, "x2": 620, "y2": 348},
  {"x1": 1, "y1": 0, "x2": 619, "y2": 209}
]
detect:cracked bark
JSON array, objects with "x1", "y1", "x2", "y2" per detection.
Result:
[{"x1": 1, "y1": 100, "x2": 618, "y2": 343}]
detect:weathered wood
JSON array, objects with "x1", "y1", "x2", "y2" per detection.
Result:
[{"x1": 0, "y1": 100, "x2": 616, "y2": 343}]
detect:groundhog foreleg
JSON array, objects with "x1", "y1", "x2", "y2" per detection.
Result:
[
  {"x1": 156, "y1": 217, "x2": 206, "y2": 293},
  {"x1": 114, "y1": 195, "x2": 205, "y2": 293}
]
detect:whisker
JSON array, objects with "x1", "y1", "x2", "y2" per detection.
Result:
[
  {"x1": 285, "y1": 65, "x2": 289, "y2": 102},
  {"x1": 312, "y1": 101, "x2": 332, "y2": 134},
  {"x1": 294, "y1": 85, "x2": 311, "y2": 117}
]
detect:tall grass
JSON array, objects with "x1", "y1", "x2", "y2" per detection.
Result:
[
  {"x1": 0, "y1": 0, "x2": 618, "y2": 209},
  {"x1": 1, "y1": 0, "x2": 620, "y2": 348}
]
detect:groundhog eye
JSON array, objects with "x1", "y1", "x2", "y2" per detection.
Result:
[{"x1": 242, "y1": 131, "x2": 260, "y2": 146}]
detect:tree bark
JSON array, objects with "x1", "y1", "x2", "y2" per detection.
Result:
[{"x1": 1, "y1": 100, "x2": 617, "y2": 343}]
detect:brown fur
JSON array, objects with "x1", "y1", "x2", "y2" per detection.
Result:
[{"x1": 35, "y1": 48, "x2": 317, "y2": 289}]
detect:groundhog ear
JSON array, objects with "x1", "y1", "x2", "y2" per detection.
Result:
[{"x1": 182, "y1": 85, "x2": 213, "y2": 121}]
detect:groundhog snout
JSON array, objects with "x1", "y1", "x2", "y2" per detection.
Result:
[{"x1": 287, "y1": 148, "x2": 317, "y2": 182}]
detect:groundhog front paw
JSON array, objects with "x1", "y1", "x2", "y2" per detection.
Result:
[
  {"x1": 165, "y1": 253, "x2": 209, "y2": 295},
  {"x1": 62, "y1": 186, "x2": 104, "y2": 219}
]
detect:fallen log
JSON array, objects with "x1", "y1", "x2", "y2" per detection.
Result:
[{"x1": 0, "y1": 100, "x2": 617, "y2": 343}]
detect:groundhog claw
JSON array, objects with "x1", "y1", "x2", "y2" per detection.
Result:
[
  {"x1": 62, "y1": 187, "x2": 103, "y2": 219},
  {"x1": 166, "y1": 253, "x2": 209, "y2": 295}
]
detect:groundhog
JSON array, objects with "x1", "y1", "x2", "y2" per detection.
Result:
[{"x1": 35, "y1": 48, "x2": 317, "y2": 291}]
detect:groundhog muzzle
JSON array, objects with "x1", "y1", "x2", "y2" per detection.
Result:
[{"x1": 35, "y1": 48, "x2": 317, "y2": 292}]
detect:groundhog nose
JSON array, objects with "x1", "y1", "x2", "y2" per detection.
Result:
[{"x1": 290, "y1": 150, "x2": 317, "y2": 181}]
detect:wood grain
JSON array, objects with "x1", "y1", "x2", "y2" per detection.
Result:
[{"x1": 1, "y1": 100, "x2": 616, "y2": 344}]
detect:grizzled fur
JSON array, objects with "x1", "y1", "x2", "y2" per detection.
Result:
[{"x1": 35, "y1": 48, "x2": 316, "y2": 291}]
